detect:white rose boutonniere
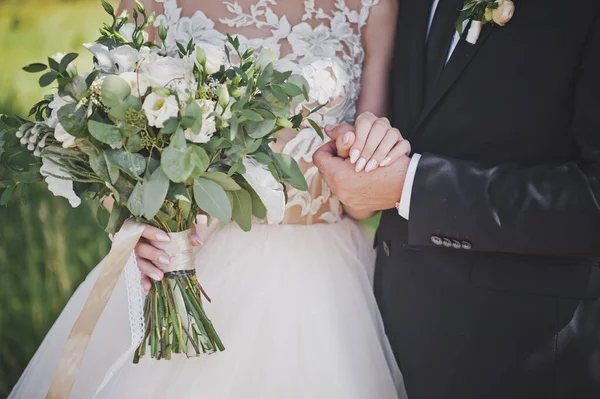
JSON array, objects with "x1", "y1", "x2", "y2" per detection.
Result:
[{"x1": 457, "y1": 0, "x2": 515, "y2": 45}]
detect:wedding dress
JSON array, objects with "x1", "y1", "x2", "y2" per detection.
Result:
[{"x1": 9, "y1": 1, "x2": 406, "y2": 398}]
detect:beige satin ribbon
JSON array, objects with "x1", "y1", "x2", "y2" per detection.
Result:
[
  {"x1": 152, "y1": 230, "x2": 194, "y2": 273},
  {"x1": 46, "y1": 220, "x2": 145, "y2": 399}
]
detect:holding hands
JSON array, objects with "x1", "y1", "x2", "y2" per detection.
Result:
[{"x1": 314, "y1": 112, "x2": 412, "y2": 216}]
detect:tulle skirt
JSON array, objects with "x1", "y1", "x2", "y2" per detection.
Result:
[{"x1": 9, "y1": 218, "x2": 406, "y2": 399}]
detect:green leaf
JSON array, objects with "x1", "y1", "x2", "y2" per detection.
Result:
[
  {"x1": 230, "y1": 189, "x2": 253, "y2": 231},
  {"x1": 257, "y1": 63, "x2": 273, "y2": 89},
  {"x1": 161, "y1": 130, "x2": 193, "y2": 183},
  {"x1": 188, "y1": 145, "x2": 210, "y2": 178},
  {"x1": 246, "y1": 118, "x2": 276, "y2": 139},
  {"x1": 239, "y1": 182, "x2": 267, "y2": 219},
  {"x1": 127, "y1": 182, "x2": 144, "y2": 217},
  {"x1": 57, "y1": 103, "x2": 88, "y2": 137},
  {"x1": 279, "y1": 83, "x2": 303, "y2": 97},
  {"x1": 47, "y1": 57, "x2": 60, "y2": 72},
  {"x1": 89, "y1": 151, "x2": 110, "y2": 182},
  {"x1": 109, "y1": 95, "x2": 142, "y2": 121},
  {"x1": 22, "y1": 63, "x2": 47, "y2": 73},
  {"x1": 238, "y1": 110, "x2": 263, "y2": 122},
  {"x1": 0, "y1": 185, "x2": 15, "y2": 206},
  {"x1": 104, "y1": 152, "x2": 120, "y2": 184},
  {"x1": 106, "y1": 204, "x2": 130, "y2": 234},
  {"x1": 39, "y1": 71, "x2": 58, "y2": 87},
  {"x1": 59, "y1": 53, "x2": 79, "y2": 74},
  {"x1": 142, "y1": 166, "x2": 169, "y2": 219},
  {"x1": 272, "y1": 153, "x2": 308, "y2": 191},
  {"x1": 88, "y1": 120, "x2": 122, "y2": 146},
  {"x1": 229, "y1": 114, "x2": 238, "y2": 141},
  {"x1": 193, "y1": 177, "x2": 232, "y2": 222},
  {"x1": 127, "y1": 134, "x2": 143, "y2": 153},
  {"x1": 106, "y1": 149, "x2": 146, "y2": 177},
  {"x1": 308, "y1": 119, "x2": 324, "y2": 140},
  {"x1": 167, "y1": 182, "x2": 191, "y2": 202},
  {"x1": 160, "y1": 118, "x2": 180, "y2": 135},
  {"x1": 102, "y1": 75, "x2": 131, "y2": 108},
  {"x1": 203, "y1": 171, "x2": 241, "y2": 191}
]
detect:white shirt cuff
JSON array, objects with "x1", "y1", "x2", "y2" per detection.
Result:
[{"x1": 398, "y1": 153, "x2": 421, "y2": 220}]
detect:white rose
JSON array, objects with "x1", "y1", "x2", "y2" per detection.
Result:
[
  {"x1": 255, "y1": 48, "x2": 278, "y2": 70},
  {"x1": 51, "y1": 52, "x2": 77, "y2": 77},
  {"x1": 492, "y1": 0, "x2": 515, "y2": 26},
  {"x1": 302, "y1": 58, "x2": 349, "y2": 105},
  {"x1": 119, "y1": 72, "x2": 151, "y2": 97},
  {"x1": 195, "y1": 44, "x2": 226, "y2": 74},
  {"x1": 142, "y1": 92, "x2": 179, "y2": 128},
  {"x1": 118, "y1": 22, "x2": 149, "y2": 43},
  {"x1": 109, "y1": 45, "x2": 140, "y2": 73},
  {"x1": 139, "y1": 56, "x2": 197, "y2": 102},
  {"x1": 54, "y1": 123, "x2": 77, "y2": 148},
  {"x1": 242, "y1": 157, "x2": 285, "y2": 224},
  {"x1": 184, "y1": 99, "x2": 217, "y2": 143},
  {"x1": 40, "y1": 155, "x2": 81, "y2": 207}
]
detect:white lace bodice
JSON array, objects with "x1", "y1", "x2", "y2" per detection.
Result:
[{"x1": 153, "y1": 0, "x2": 379, "y2": 224}]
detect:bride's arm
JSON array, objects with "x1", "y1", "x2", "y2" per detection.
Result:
[{"x1": 343, "y1": 0, "x2": 399, "y2": 221}]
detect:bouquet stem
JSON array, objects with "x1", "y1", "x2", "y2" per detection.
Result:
[{"x1": 133, "y1": 230, "x2": 224, "y2": 362}]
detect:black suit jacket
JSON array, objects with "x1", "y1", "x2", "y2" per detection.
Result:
[{"x1": 376, "y1": 0, "x2": 600, "y2": 398}]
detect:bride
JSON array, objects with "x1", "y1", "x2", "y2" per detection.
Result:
[{"x1": 9, "y1": 0, "x2": 408, "y2": 397}]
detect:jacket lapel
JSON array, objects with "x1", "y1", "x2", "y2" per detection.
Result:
[
  {"x1": 406, "y1": 0, "x2": 435, "y2": 129},
  {"x1": 414, "y1": 23, "x2": 494, "y2": 131}
]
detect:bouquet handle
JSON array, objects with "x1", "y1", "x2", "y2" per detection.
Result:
[{"x1": 46, "y1": 220, "x2": 145, "y2": 399}]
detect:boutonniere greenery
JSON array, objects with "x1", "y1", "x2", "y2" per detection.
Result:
[{"x1": 456, "y1": 0, "x2": 515, "y2": 45}]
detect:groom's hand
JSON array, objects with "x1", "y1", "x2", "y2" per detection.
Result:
[{"x1": 314, "y1": 138, "x2": 411, "y2": 212}]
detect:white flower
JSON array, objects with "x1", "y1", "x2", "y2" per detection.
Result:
[
  {"x1": 119, "y1": 72, "x2": 151, "y2": 97},
  {"x1": 40, "y1": 156, "x2": 81, "y2": 207},
  {"x1": 54, "y1": 123, "x2": 77, "y2": 148},
  {"x1": 139, "y1": 55, "x2": 197, "y2": 102},
  {"x1": 51, "y1": 52, "x2": 77, "y2": 77},
  {"x1": 162, "y1": 11, "x2": 225, "y2": 53},
  {"x1": 492, "y1": 0, "x2": 515, "y2": 26},
  {"x1": 118, "y1": 22, "x2": 149, "y2": 43},
  {"x1": 142, "y1": 92, "x2": 179, "y2": 128},
  {"x1": 194, "y1": 44, "x2": 226, "y2": 75},
  {"x1": 255, "y1": 48, "x2": 278, "y2": 70},
  {"x1": 45, "y1": 93, "x2": 74, "y2": 129},
  {"x1": 242, "y1": 157, "x2": 285, "y2": 224},
  {"x1": 288, "y1": 23, "x2": 342, "y2": 60},
  {"x1": 84, "y1": 43, "x2": 140, "y2": 73},
  {"x1": 302, "y1": 58, "x2": 349, "y2": 105},
  {"x1": 184, "y1": 99, "x2": 217, "y2": 143},
  {"x1": 466, "y1": 20, "x2": 483, "y2": 45}
]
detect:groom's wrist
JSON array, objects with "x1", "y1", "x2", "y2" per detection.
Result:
[{"x1": 396, "y1": 153, "x2": 422, "y2": 220}]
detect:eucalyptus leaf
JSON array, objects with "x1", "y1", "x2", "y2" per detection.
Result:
[
  {"x1": 58, "y1": 103, "x2": 88, "y2": 137},
  {"x1": 88, "y1": 120, "x2": 122, "y2": 146},
  {"x1": 246, "y1": 118, "x2": 276, "y2": 139},
  {"x1": 188, "y1": 145, "x2": 210, "y2": 178},
  {"x1": 230, "y1": 189, "x2": 252, "y2": 232},
  {"x1": 240, "y1": 182, "x2": 267, "y2": 219},
  {"x1": 161, "y1": 130, "x2": 194, "y2": 183},
  {"x1": 272, "y1": 153, "x2": 308, "y2": 191},
  {"x1": 104, "y1": 152, "x2": 120, "y2": 184},
  {"x1": 193, "y1": 177, "x2": 232, "y2": 222},
  {"x1": 127, "y1": 182, "x2": 144, "y2": 217},
  {"x1": 167, "y1": 182, "x2": 191, "y2": 202},
  {"x1": 106, "y1": 149, "x2": 146, "y2": 177},
  {"x1": 102, "y1": 75, "x2": 131, "y2": 108},
  {"x1": 0, "y1": 185, "x2": 15, "y2": 206},
  {"x1": 142, "y1": 166, "x2": 169, "y2": 219},
  {"x1": 203, "y1": 171, "x2": 241, "y2": 191},
  {"x1": 106, "y1": 204, "x2": 130, "y2": 234},
  {"x1": 89, "y1": 151, "x2": 110, "y2": 182}
]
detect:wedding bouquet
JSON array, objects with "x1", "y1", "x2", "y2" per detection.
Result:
[{"x1": 0, "y1": 0, "x2": 322, "y2": 362}]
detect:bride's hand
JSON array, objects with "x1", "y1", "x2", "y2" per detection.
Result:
[
  {"x1": 326, "y1": 112, "x2": 411, "y2": 173},
  {"x1": 134, "y1": 225, "x2": 202, "y2": 292}
]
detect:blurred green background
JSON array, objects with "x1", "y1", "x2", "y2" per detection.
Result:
[{"x1": 0, "y1": 0, "x2": 114, "y2": 395}]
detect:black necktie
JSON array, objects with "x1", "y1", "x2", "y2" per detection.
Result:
[{"x1": 425, "y1": 0, "x2": 464, "y2": 93}]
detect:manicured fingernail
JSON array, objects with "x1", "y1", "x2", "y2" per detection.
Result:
[
  {"x1": 190, "y1": 233, "x2": 203, "y2": 246},
  {"x1": 380, "y1": 157, "x2": 392, "y2": 167},
  {"x1": 151, "y1": 273, "x2": 162, "y2": 281},
  {"x1": 355, "y1": 158, "x2": 367, "y2": 173},
  {"x1": 158, "y1": 255, "x2": 170, "y2": 265},
  {"x1": 365, "y1": 159, "x2": 378, "y2": 172},
  {"x1": 343, "y1": 131, "x2": 353, "y2": 145},
  {"x1": 156, "y1": 232, "x2": 170, "y2": 242},
  {"x1": 325, "y1": 124, "x2": 335, "y2": 132},
  {"x1": 350, "y1": 149, "x2": 360, "y2": 164}
]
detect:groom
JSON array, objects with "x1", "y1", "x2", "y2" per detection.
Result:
[{"x1": 314, "y1": 0, "x2": 600, "y2": 398}]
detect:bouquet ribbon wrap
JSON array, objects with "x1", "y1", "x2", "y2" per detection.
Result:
[{"x1": 46, "y1": 220, "x2": 145, "y2": 399}]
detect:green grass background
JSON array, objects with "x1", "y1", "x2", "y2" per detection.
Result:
[
  {"x1": 0, "y1": 1, "x2": 113, "y2": 395},
  {"x1": 0, "y1": 1, "x2": 380, "y2": 395}
]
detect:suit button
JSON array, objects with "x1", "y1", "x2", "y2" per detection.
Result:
[
  {"x1": 461, "y1": 241, "x2": 472, "y2": 250},
  {"x1": 442, "y1": 238, "x2": 452, "y2": 248},
  {"x1": 382, "y1": 241, "x2": 391, "y2": 257},
  {"x1": 452, "y1": 240, "x2": 461, "y2": 249},
  {"x1": 431, "y1": 236, "x2": 443, "y2": 246}
]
